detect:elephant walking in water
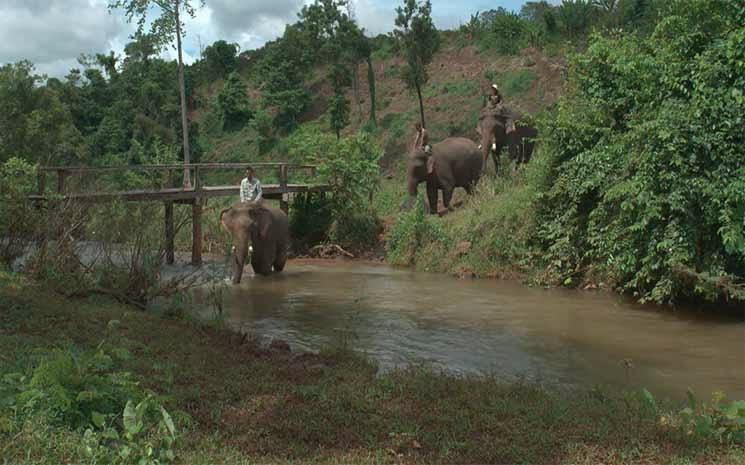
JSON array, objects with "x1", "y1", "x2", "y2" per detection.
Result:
[
  {"x1": 220, "y1": 202, "x2": 289, "y2": 283},
  {"x1": 403, "y1": 137, "x2": 483, "y2": 214}
]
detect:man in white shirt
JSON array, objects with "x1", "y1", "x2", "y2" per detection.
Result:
[{"x1": 240, "y1": 167, "x2": 262, "y2": 203}]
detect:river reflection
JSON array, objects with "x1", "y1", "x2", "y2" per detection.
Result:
[{"x1": 190, "y1": 259, "x2": 745, "y2": 399}]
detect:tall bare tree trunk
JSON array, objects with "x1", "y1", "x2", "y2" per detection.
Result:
[
  {"x1": 352, "y1": 65, "x2": 362, "y2": 123},
  {"x1": 415, "y1": 79, "x2": 425, "y2": 128},
  {"x1": 175, "y1": 0, "x2": 191, "y2": 188},
  {"x1": 366, "y1": 54, "x2": 376, "y2": 126}
]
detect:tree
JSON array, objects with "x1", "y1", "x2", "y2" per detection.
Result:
[
  {"x1": 299, "y1": 0, "x2": 356, "y2": 136},
  {"x1": 394, "y1": 0, "x2": 439, "y2": 128},
  {"x1": 557, "y1": 0, "x2": 596, "y2": 39},
  {"x1": 202, "y1": 40, "x2": 239, "y2": 80},
  {"x1": 217, "y1": 71, "x2": 251, "y2": 131},
  {"x1": 520, "y1": 1, "x2": 556, "y2": 22},
  {"x1": 108, "y1": 0, "x2": 205, "y2": 187},
  {"x1": 329, "y1": 62, "x2": 350, "y2": 139},
  {"x1": 0, "y1": 62, "x2": 83, "y2": 165}
]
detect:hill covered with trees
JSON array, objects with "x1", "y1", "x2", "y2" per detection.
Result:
[{"x1": 1, "y1": 0, "x2": 743, "y2": 306}]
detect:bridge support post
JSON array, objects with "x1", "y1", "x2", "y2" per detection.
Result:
[
  {"x1": 279, "y1": 164, "x2": 289, "y2": 214},
  {"x1": 191, "y1": 199, "x2": 203, "y2": 266},
  {"x1": 164, "y1": 202, "x2": 174, "y2": 265}
]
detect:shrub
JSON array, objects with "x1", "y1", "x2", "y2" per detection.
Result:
[
  {"x1": 0, "y1": 158, "x2": 40, "y2": 266},
  {"x1": 330, "y1": 209, "x2": 382, "y2": 250},
  {"x1": 489, "y1": 11, "x2": 527, "y2": 55},
  {"x1": 216, "y1": 72, "x2": 252, "y2": 131},
  {"x1": 7, "y1": 345, "x2": 142, "y2": 430},
  {"x1": 290, "y1": 193, "x2": 334, "y2": 249},
  {"x1": 286, "y1": 127, "x2": 383, "y2": 248},
  {"x1": 534, "y1": 0, "x2": 745, "y2": 304}
]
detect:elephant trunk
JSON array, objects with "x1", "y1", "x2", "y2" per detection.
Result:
[
  {"x1": 401, "y1": 175, "x2": 418, "y2": 210},
  {"x1": 232, "y1": 243, "x2": 249, "y2": 284}
]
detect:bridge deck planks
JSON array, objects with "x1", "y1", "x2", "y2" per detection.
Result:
[{"x1": 28, "y1": 183, "x2": 330, "y2": 203}]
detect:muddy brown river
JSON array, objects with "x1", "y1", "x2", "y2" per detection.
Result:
[{"x1": 190, "y1": 259, "x2": 745, "y2": 400}]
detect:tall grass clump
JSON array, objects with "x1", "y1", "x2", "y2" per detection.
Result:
[{"x1": 386, "y1": 198, "x2": 450, "y2": 267}]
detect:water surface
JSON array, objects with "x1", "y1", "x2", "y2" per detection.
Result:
[{"x1": 190, "y1": 259, "x2": 745, "y2": 399}]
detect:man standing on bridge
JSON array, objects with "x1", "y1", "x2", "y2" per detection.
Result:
[{"x1": 240, "y1": 166, "x2": 263, "y2": 203}]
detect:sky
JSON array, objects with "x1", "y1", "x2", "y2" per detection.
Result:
[{"x1": 0, "y1": 0, "x2": 557, "y2": 78}]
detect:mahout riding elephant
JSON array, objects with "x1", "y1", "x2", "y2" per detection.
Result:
[
  {"x1": 402, "y1": 137, "x2": 483, "y2": 214},
  {"x1": 507, "y1": 123, "x2": 538, "y2": 166},
  {"x1": 220, "y1": 202, "x2": 289, "y2": 283},
  {"x1": 477, "y1": 106, "x2": 538, "y2": 174},
  {"x1": 477, "y1": 108, "x2": 516, "y2": 175}
]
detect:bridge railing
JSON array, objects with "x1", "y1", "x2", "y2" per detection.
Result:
[
  {"x1": 36, "y1": 162, "x2": 320, "y2": 197},
  {"x1": 33, "y1": 162, "x2": 329, "y2": 267}
]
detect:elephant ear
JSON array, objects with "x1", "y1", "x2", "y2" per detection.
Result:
[
  {"x1": 426, "y1": 156, "x2": 436, "y2": 175},
  {"x1": 219, "y1": 207, "x2": 233, "y2": 232},
  {"x1": 248, "y1": 206, "x2": 272, "y2": 239}
]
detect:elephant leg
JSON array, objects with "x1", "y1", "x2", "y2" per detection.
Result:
[
  {"x1": 273, "y1": 240, "x2": 287, "y2": 272},
  {"x1": 442, "y1": 186, "x2": 454, "y2": 210},
  {"x1": 250, "y1": 241, "x2": 272, "y2": 276},
  {"x1": 492, "y1": 144, "x2": 502, "y2": 176},
  {"x1": 251, "y1": 254, "x2": 272, "y2": 275},
  {"x1": 232, "y1": 243, "x2": 249, "y2": 284},
  {"x1": 426, "y1": 182, "x2": 438, "y2": 215}
]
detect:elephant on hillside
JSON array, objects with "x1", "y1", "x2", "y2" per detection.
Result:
[
  {"x1": 220, "y1": 202, "x2": 289, "y2": 283},
  {"x1": 477, "y1": 107, "x2": 537, "y2": 174},
  {"x1": 507, "y1": 123, "x2": 538, "y2": 166},
  {"x1": 402, "y1": 137, "x2": 483, "y2": 214}
]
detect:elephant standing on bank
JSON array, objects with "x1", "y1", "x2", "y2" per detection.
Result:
[
  {"x1": 507, "y1": 124, "x2": 538, "y2": 165},
  {"x1": 220, "y1": 202, "x2": 289, "y2": 283},
  {"x1": 477, "y1": 108, "x2": 538, "y2": 174},
  {"x1": 403, "y1": 137, "x2": 483, "y2": 214}
]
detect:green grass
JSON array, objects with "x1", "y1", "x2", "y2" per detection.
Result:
[
  {"x1": 1, "y1": 271, "x2": 743, "y2": 464},
  {"x1": 501, "y1": 68, "x2": 537, "y2": 97},
  {"x1": 424, "y1": 80, "x2": 479, "y2": 99},
  {"x1": 384, "y1": 155, "x2": 542, "y2": 278}
]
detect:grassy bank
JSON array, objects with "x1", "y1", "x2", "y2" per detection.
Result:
[{"x1": 1, "y1": 271, "x2": 743, "y2": 464}]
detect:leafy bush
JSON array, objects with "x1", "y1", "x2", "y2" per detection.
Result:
[
  {"x1": 83, "y1": 396, "x2": 179, "y2": 465},
  {"x1": 655, "y1": 390, "x2": 745, "y2": 444},
  {"x1": 330, "y1": 209, "x2": 382, "y2": 250},
  {"x1": 534, "y1": 0, "x2": 745, "y2": 303},
  {"x1": 290, "y1": 193, "x2": 334, "y2": 249},
  {"x1": 216, "y1": 72, "x2": 252, "y2": 131},
  {"x1": 489, "y1": 11, "x2": 527, "y2": 55},
  {"x1": 0, "y1": 158, "x2": 40, "y2": 266},
  {"x1": 285, "y1": 126, "x2": 382, "y2": 247},
  {"x1": 1, "y1": 340, "x2": 180, "y2": 465},
  {"x1": 5, "y1": 345, "x2": 141, "y2": 430}
]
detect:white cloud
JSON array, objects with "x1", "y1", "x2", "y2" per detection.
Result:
[
  {"x1": 0, "y1": 0, "x2": 562, "y2": 77},
  {"x1": 0, "y1": 0, "x2": 127, "y2": 75}
]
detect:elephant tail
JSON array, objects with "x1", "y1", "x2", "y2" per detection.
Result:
[{"x1": 219, "y1": 207, "x2": 232, "y2": 231}]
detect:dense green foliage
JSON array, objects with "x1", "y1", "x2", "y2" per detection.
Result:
[
  {"x1": 216, "y1": 72, "x2": 252, "y2": 131},
  {"x1": 536, "y1": 0, "x2": 745, "y2": 303},
  {"x1": 461, "y1": 0, "x2": 660, "y2": 54},
  {"x1": 283, "y1": 124, "x2": 383, "y2": 249},
  {"x1": 0, "y1": 158, "x2": 40, "y2": 265},
  {"x1": 384, "y1": 0, "x2": 744, "y2": 305}
]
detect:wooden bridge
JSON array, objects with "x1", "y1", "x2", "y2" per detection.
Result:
[{"x1": 30, "y1": 163, "x2": 331, "y2": 266}]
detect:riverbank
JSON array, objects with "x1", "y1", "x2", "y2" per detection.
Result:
[{"x1": 1, "y1": 271, "x2": 743, "y2": 464}]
